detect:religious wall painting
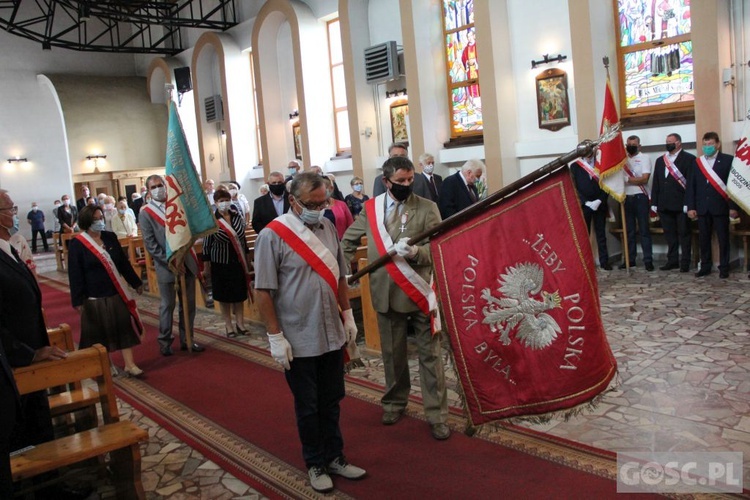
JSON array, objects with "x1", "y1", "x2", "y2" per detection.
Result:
[
  {"x1": 292, "y1": 122, "x2": 302, "y2": 161},
  {"x1": 390, "y1": 100, "x2": 409, "y2": 143},
  {"x1": 535, "y1": 68, "x2": 571, "y2": 132}
]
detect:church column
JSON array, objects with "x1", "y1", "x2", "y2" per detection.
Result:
[
  {"x1": 567, "y1": 0, "x2": 598, "y2": 142},
  {"x1": 339, "y1": 0, "x2": 379, "y2": 187},
  {"x1": 472, "y1": 0, "x2": 517, "y2": 188},
  {"x1": 692, "y1": 0, "x2": 734, "y2": 143}
]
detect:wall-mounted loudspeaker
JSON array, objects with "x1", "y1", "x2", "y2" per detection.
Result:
[{"x1": 174, "y1": 67, "x2": 192, "y2": 93}]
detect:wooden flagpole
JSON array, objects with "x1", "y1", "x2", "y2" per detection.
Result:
[
  {"x1": 620, "y1": 202, "x2": 631, "y2": 273},
  {"x1": 349, "y1": 139, "x2": 603, "y2": 284},
  {"x1": 179, "y1": 273, "x2": 193, "y2": 352}
]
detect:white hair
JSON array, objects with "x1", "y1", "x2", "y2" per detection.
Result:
[{"x1": 462, "y1": 159, "x2": 485, "y2": 174}]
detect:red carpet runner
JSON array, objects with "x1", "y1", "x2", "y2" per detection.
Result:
[{"x1": 39, "y1": 279, "x2": 652, "y2": 499}]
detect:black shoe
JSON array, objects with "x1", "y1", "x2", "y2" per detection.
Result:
[
  {"x1": 160, "y1": 346, "x2": 173, "y2": 357},
  {"x1": 601, "y1": 264, "x2": 612, "y2": 271},
  {"x1": 680, "y1": 266, "x2": 690, "y2": 273},
  {"x1": 236, "y1": 324, "x2": 249, "y2": 336},
  {"x1": 226, "y1": 329, "x2": 237, "y2": 339},
  {"x1": 720, "y1": 271, "x2": 729, "y2": 279},
  {"x1": 618, "y1": 262, "x2": 634, "y2": 270},
  {"x1": 695, "y1": 269, "x2": 711, "y2": 278},
  {"x1": 181, "y1": 343, "x2": 205, "y2": 352},
  {"x1": 660, "y1": 263, "x2": 679, "y2": 271},
  {"x1": 645, "y1": 263, "x2": 654, "y2": 272}
]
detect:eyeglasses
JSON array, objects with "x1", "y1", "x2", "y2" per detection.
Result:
[
  {"x1": 295, "y1": 198, "x2": 330, "y2": 211},
  {"x1": 0, "y1": 205, "x2": 18, "y2": 214}
]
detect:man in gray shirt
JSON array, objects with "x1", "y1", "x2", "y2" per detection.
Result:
[{"x1": 254, "y1": 171, "x2": 366, "y2": 493}]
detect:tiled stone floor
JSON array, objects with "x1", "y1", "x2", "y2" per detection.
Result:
[{"x1": 33, "y1": 251, "x2": 750, "y2": 496}]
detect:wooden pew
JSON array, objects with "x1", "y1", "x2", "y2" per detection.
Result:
[
  {"x1": 46, "y1": 324, "x2": 100, "y2": 426},
  {"x1": 11, "y1": 344, "x2": 148, "y2": 499},
  {"x1": 358, "y1": 257, "x2": 381, "y2": 352}
]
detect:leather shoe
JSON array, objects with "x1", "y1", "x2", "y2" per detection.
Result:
[
  {"x1": 618, "y1": 262, "x2": 634, "y2": 270},
  {"x1": 660, "y1": 263, "x2": 679, "y2": 271},
  {"x1": 695, "y1": 269, "x2": 711, "y2": 277},
  {"x1": 601, "y1": 264, "x2": 612, "y2": 271},
  {"x1": 430, "y1": 423, "x2": 451, "y2": 440},
  {"x1": 181, "y1": 343, "x2": 205, "y2": 352},
  {"x1": 680, "y1": 267, "x2": 690, "y2": 273},
  {"x1": 720, "y1": 271, "x2": 729, "y2": 279},
  {"x1": 645, "y1": 263, "x2": 654, "y2": 272},
  {"x1": 160, "y1": 346, "x2": 173, "y2": 357},
  {"x1": 381, "y1": 411, "x2": 403, "y2": 425}
]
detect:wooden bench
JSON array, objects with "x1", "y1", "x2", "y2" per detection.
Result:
[
  {"x1": 11, "y1": 344, "x2": 148, "y2": 499},
  {"x1": 46, "y1": 324, "x2": 100, "y2": 427}
]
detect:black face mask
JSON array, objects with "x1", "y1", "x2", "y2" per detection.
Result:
[
  {"x1": 665, "y1": 143, "x2": 677, "y2": 152},
  {"x1": 388, "y1": 181, "x2": 412, "y2": 202},
  {"x1": 626, "y1": 145, "x2": 638, "y2": 156},
  {"x1": 269, "y1": 184, "x2": 285, "y2": 196}
]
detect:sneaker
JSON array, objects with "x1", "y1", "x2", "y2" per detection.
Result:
[
  {"x1": 308, "y1": 465, "x2": 333, "y2": 493},
  {"x1": 327, "y1": 456, "x2": 366, "y2": 480}
]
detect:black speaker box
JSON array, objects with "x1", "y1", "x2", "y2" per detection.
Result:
[{"x1": 174, "y1": 67, "x2": 192, "y2": 93}]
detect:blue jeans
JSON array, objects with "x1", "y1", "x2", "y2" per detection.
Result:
[
  {"x1": 624, "y1": 194, "x2": 653, "y2": 265},
  {"x1": 284, "y1": 348, "x2": 345, "y2": 468}
]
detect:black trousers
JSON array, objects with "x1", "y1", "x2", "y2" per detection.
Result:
[
  {"x1": 285, "y1": 348, "x2": 345, "y2": 469},
  {"x1": 582, "y1": 205, "x2": 608, "y2": 267},
  {"x1": 30, "y1": 229, "x2": 49, "y2": 252},
  {"x1": 0, "y1": 382, "x2": 16, "y2": 499},
  {"x1": 659, "y1": 210, "x2": 691, "y2": 268},
  {"x1": 698, "y1": 214, "x2": 730, "y2": 272}
]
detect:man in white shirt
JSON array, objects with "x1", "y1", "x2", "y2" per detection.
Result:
[{"x1": 621, "y1": 135, "x2": 653, "y2": 271}]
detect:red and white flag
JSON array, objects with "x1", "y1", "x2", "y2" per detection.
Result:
[
  {"x1": 596, "y1": 80, "x2": 627, "y2": 203},
  {"x1": 431, "y1": 168, "x2": 617, "y2": 425},
  {"x1": 728, "y1": 119, "x2": 750, "y2": 215}
]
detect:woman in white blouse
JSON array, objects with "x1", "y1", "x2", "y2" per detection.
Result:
[{"x1": 111, "y1": 200, "x2": 138, "y2": 238}]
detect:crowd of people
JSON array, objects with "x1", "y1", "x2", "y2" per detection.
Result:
[{"x1": 573, "y1": 130, "x2": 743, "y2": 279}]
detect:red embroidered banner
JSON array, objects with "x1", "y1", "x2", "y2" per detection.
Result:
[{"x1": 431, "y1": 168, "x2": 616, "y2": 425}]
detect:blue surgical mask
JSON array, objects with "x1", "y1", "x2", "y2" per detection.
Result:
[
  {"x1": 7, "y1": 215, "x2": 19, "y2": 236},
  {"x1": 353, "y1": 184, "x2": 363, "y2": 193},
  {"x1": 299, "y1": 207, "x2": 324, "y2": 225},
  {"x1": 90, "y1": 220, "x2": 106, "y2": 232}
]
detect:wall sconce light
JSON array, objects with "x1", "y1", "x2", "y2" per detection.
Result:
[
  {"x1": 289, "y1": 110, "x2": 299, "y2": 121},
  {"x1": 385, "y1": 88, "x2": 408, "y2": 99},
  {"x1": 86, "y1": 154, "x2": 107, "y2": 161},
  {"x1": 531, "y1": 53, "x2": 568, "y2": 69},
  {"x1": 6, "y1": 157, "x2": 28, "y2": 164}
]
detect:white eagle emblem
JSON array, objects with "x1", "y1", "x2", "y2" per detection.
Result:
[{"x1": 480, "y1": 263, "x2": 562, "y2": 350}]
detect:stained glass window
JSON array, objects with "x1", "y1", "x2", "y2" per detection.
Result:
[
  {"x1": 442, "y1": 0, "x2": 482, "y2": 137},
  {"x1": 615, "y1": 0, "x2": 693, "y2": 116}
]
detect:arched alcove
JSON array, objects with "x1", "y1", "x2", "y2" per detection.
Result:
[{"x1": 252, "y1": 0, "x2": 335, "y2": 177}]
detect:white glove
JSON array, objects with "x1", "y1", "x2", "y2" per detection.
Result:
[
  {"x1": 342, "y1": 309, "x2": 357, "y2": 344},
  {"x1": 394, "y1": 237, "x2": 418, "y2": 258},
  {"x1": 584, "y1": 199, "x2": 602, "y2": 211},
  {"x1": 683, "y1": 205, "x2": 688, "y2": 214},
  {"x1": 267, "y1": 332, "x2": 293, "y2": 370},
  {"x1": 651, "y1": 205, "x2": 658, "y2": 213}
]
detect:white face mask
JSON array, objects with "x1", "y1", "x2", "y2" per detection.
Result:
[
  {"x1": 105, "y1": 203, "x2": 114, "y2": 210},
  {"x1": 150, "y1": 186, "x2": 167, "y2": 202},
  {"x1": 217, "y1": 201, "x2": 232, "y2": 213},
  {"x1": 229, "y1": 188, "x2": 238, "y2": 196},
  {"x1": 32, "y1": 206, "x2": 38, "y2": 211},
  {"x1": 63, "y1": 199, "x2": 70, "y2": 206},
  {"x1": 117, "y1": 209, "x2": 127, "y2": 215},
  {"x1": 423, "y1": 164, "x2": 434, "y2": 174}
]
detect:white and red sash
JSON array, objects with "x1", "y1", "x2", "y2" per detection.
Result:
[
  {"x1": 623, "y1": 163, "x2": 649, "y2": 198},
  {"x1": 364, "y1": 195, "x2": 437, "y2": 316},
  {"x1": 266, "y1": 214, "x2": 339, "y2": 296},
  {"x1": 216, "y1": 217, "x2": 251, "y2": 288},
  {"x1": 663, "y1": 154, "x2": 687, "y2": 189},
  {"x1": 142, "y1": 202, "x2": 203, "y2": 275},
  {"x1": 575, "y1": 159, "x2": 599, "y2": 181},
  {"x1": 76, "y1": 232, "x2": 144, "y2": 335},
  {"x1": 696, "y1": 156, "x2": 729, "y2": 201}
]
